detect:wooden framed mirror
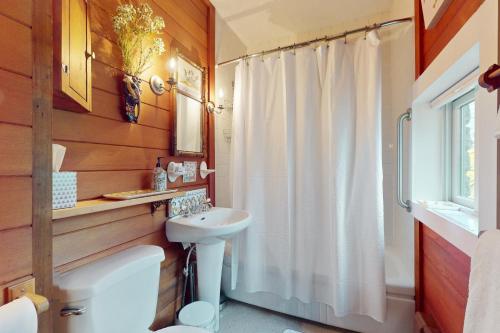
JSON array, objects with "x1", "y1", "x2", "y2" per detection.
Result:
[{"x1": 172, "y1": 52, "x2": 207, "y2": 157}]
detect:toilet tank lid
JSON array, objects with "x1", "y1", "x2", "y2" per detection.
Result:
[{"x1": 54, "y1": 245, "x2": 165, "y2": 302}]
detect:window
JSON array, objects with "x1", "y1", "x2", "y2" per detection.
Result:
[{"x1": 446, "y1": 89, "x2": 476, "y2": 208}]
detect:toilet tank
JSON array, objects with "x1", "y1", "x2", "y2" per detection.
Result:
[{"x1": 53, "y1": 245, "x2": 165, "y2": 333}]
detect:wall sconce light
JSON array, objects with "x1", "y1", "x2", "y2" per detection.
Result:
[
  {"x1": 149, "y1": 58, "x2": 177, "y2": 95},
  {"x1": 206, "y1": 89, "x2": 225, "y2": 114}
]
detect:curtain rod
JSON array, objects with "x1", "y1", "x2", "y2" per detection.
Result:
[{"x1": 216, "y1": 17, "x2": 413, "y2": 67}]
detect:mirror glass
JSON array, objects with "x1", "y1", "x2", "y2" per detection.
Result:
[{"x1": 176, "y1": 92, "x2": 203, "y2": 153}]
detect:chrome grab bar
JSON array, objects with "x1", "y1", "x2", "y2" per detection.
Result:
[
  {"x1": 60, "y1": 306, "x2": 87, "y2": 317},
  {"x1": 397, "y1": 109, "x2": 412, "y2": 212}
]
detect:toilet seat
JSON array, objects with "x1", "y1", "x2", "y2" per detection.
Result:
[{"x1": 156, "y1": 326, "x2": 210, "y2": 333}]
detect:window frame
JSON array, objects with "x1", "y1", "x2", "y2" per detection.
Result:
[{"x1": 445, "y1": 88, "x2": 477, "y2": 209}]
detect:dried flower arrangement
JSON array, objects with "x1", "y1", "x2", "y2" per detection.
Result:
[
  {"x1": 112, "y1": 3, "x2": 165, "y2": 122},
  {"x1": 112, "y1": 3, "x2": 165, "y2": 77}
]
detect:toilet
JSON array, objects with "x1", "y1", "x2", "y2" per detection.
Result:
[{"x1": 53, "y1": 245, "x2": 209, "y2": 333}]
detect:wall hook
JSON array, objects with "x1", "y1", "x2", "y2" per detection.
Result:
[{"x1": 199, "y1": 161, "x2": 216, "y2": 179}]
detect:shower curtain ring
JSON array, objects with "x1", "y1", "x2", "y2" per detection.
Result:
[
  {"x1": 344, "y1": 32, "x2": 348, "y2": 44},
  {"x1": 292, "y1": 44, "x2": 296, "y2": 55},
  {"x1": 364, "y1": 27, "x2": 369, "y2": 40}
]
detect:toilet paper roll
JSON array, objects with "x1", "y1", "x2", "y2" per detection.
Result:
[{"x1": 0, "y1": 297, "x2": 38, "y2": 333}]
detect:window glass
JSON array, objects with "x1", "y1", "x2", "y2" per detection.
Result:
[
  {"x1": 458, "y1": 100, "x2": 475, "y2": 200},
  {"x1": 449, "y1": 89, "x2": 476, "y2": 208}
]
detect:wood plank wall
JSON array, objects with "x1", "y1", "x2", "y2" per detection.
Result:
[
  {"x1": 51, "y1": 0, "x2": 215, "y2": 328},
  {"x1": 0, "y1": 0, "x2": 216, "y2": 330},
  {"x1": 415, "y1": 221, "x2": 471, "y2": 333},
  {"x1": 414, "y1": 0, "x2": 484, "y2": 78},
  {"x1": 0, "y1": 0, "x2": 34, "y2": 304}
]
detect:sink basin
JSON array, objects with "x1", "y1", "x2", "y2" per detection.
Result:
[
  {"x1": 165, "y1": 207, "x2": 252, "y2": 331},
  {"x1": 166, "y1": 207, "x2": 251, "y2": 244}
]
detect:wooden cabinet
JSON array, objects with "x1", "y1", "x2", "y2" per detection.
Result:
[{"x1": 54, "y1": 0, "x2": 92, "y2": 112}]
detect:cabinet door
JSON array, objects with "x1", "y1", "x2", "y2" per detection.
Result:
[{"x1": 60, "y1": 0, "x2": 92, "y2": 111}]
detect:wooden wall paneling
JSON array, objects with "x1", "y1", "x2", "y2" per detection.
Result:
[
  {"x1": 152, "y1": 0, "x2": 208, "y2": 44},
  {"x1": 414, "y1": 0, "x2": 423, "y2": 79},
  {"x1": 422, "y1": 257, "x2": 467, "y2": 333},
  {"x1": 33, "y1": 0, "x2": 54, "y2": 331},
  {"x1": 51, "y1": 0, "x2": 214, "y2": 329},
  {"x1": 0, "y1": 124, "x2": 32, "y2": 176},
  {"x1": 414, "y1": 220, "x2": 423, "y2": 311},
  {"x1": 0, "y1": 0, "x2": 34, "y2": 308},
  {"x1": 0, "y1": 14, "x2": 32, "y2": 77},
  {"x1": 0, "y1": 227, "x2": 33, "y2": 286},
  {"x1": 55, "y1": 229, "x2": 170, "y2": 273},
  {"x1": 424, "y1": 0, "x2": 484, "y2": 69},
  {"x1": 152, "y1": 296, "x2": 182, "y2": 330},
  {"x1": 0, "y1": 69, "x2": 33, "y2": 126},
  {"x1": 76, "y1": 169, "x2": 207, "y2": 200},
  {"x1": 90, "y1": 61, "x2": 171, "y2": 112},
  {"x1": 0, "y1": 177, "x2": 32, "y2": 231},
  {"x1": 53, "y1": 109, "x2": 169, "y2": 149},
  {"x1": 91, "y1": 0, "x2": 208, "y2": 66},
  {"x1": 0, "y1": 0, "x2": 32, "y2": 27},
  {"x1": 54, "y1": 141, "x2": 168, "y2": 171},
  {"x1": 91, "y1": 60, "x2": 122, "y2": 93},
  {"x1": 91, "y1": 88, "x2": 171, "y2": 129},
  {"x1": 53, "y1": 204, "x2": 160, "y2": 235},
  {"x1": 414, "y1": 0, "x2": 484, "y2": 77},
  {"x1": 190, "y1": 0, "x2": 208, "y2": 17},
  {"x1": 171, "y1": 0, "x2": 208, "y2": 31},
  {"x1": 53, "y1": 211, "x2": 167, "y2": 266},
  {"x1": 415, "y1": 221, "x2": 471, "y2": 333},
  {"x1": 76, "y1": 170, "x2": 160, "y2": 200}
]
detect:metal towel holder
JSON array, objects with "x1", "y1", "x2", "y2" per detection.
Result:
[{"x1": 397, "y1": 109, "x2": 412, "y2": 212}]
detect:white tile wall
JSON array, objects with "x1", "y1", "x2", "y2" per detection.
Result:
[{"x1": 215, "y1": 13, "x2": 247, "y2": 207}]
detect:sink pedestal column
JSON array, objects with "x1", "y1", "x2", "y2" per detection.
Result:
[{"x1": 196, "y1": 240, "x2": 225, "y2": 331}]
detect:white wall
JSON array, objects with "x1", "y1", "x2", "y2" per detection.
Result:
[
  {"x1": 215, "y1": 14, "x2": 247, "y2": 207},
  {"x1": 380, "y1": 24, "x2": 415, "y2": 255}
]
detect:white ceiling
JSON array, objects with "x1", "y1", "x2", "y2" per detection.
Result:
[{"x1": 212, "y1": 0, "x2": 411, "y2": 53}]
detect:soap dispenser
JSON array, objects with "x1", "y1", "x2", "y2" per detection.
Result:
[{"x1": 153, "y1": 157, "x2": 167, "y2": 192}]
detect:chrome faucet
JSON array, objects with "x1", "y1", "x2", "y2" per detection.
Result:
[{"x1": 201, "y1": 198, "x2": 213, "y2": 212}]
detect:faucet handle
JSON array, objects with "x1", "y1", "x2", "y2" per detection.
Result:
[{"x1": 206, "y1": 198, "x2": 213, "y2": 208}]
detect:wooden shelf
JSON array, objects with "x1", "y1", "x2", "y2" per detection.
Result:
[{"x1": 52, "y1": 191, "x2": 186, "y2": 220}]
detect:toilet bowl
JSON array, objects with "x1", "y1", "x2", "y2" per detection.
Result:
[{"x1": 53, "y1": 245, "x2": 209, "y2": 333}]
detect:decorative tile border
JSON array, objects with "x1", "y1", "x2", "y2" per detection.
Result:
[
  {"x1": 183, "y1": 161, "x2": 197, "y2": 183},
  {"x1": 168, "y1": 188, "x2": 207, "y2": 217}
]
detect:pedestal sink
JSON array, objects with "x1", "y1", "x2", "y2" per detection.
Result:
[{"x1": 165, "y1": 207, "x2": 252, "y2": 331}]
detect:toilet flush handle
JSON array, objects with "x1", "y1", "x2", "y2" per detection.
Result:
[{"x1": 60, "y1": 306, "x2": 87, "y2": 317}]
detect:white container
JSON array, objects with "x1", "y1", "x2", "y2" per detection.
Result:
[
  {"x1": 53, "y1": 172, "x2": 77, "y2": 209},
  {"x1": 177, "y1": 301, "x2": 215, "y2": 332}
]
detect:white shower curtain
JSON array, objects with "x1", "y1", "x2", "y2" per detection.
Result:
[{"x1": 231, "y1": 31, "x2": 386, "y2": 322}]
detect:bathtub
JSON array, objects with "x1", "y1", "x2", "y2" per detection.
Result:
[{"x1": 221, "y1": 245, "x2": 415, "y2": 333}]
